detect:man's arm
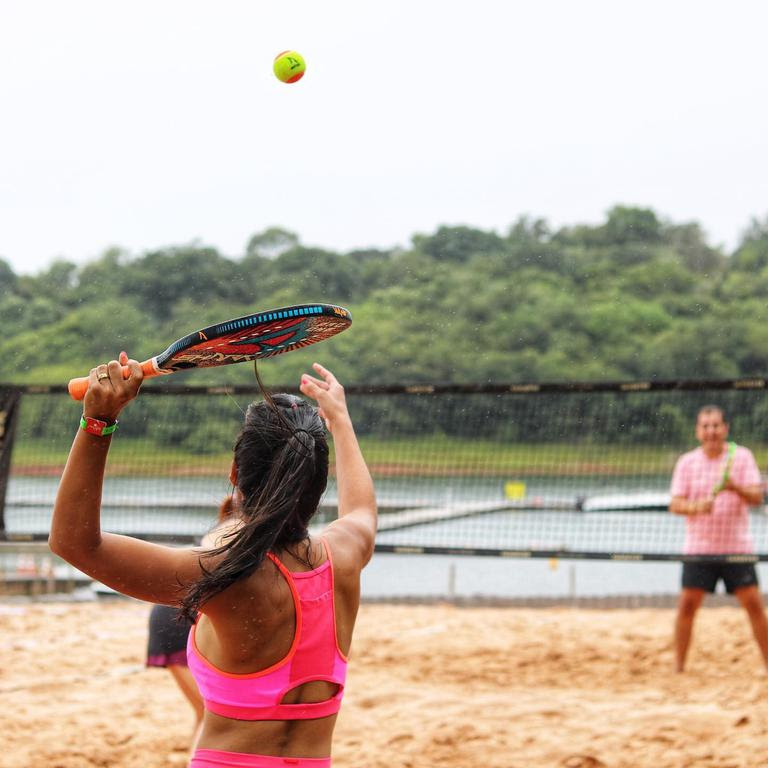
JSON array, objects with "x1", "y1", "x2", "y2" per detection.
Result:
[
  {"x1": 723, "y1": 479, "x2": 764, "y2": 506},
  {"x1": 721, "y1": 448, "x2": 764, "y2": 506},
  {"x1": 670, "y1": 496, "x2": 713, "y2": 516}
]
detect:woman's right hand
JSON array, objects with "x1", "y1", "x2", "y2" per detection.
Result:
[
  {"x1": 299, "y1": 362, "x2": 350, "y2": 434},
  {"x1": 82, "y1": 350, "x2": 143, "y2": 422}
]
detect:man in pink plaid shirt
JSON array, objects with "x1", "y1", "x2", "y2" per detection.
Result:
[{"x1": 670, "y1": 405, "x2": 768, "y2": 672}]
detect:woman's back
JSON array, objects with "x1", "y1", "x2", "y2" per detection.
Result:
[{"x1": 190, "y1": 534, "x2": 360, "y2": 758}]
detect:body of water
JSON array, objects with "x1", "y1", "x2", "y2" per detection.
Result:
[{"x1": 4, "y1": 475, "x2": 767, "y2": 601}]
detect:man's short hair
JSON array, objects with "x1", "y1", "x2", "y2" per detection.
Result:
[{"x1": 697, "y1": 404, "x2": 727, "y2": 423}]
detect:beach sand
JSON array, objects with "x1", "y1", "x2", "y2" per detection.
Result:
[{"x1": 1, "y1": 599, "x2": 767, "y2": 768}]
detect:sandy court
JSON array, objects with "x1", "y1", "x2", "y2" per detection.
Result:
[{"x1": 1, "y1": 599, "x2": 768, "y2": 768}]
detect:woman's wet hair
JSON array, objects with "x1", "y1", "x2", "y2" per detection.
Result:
[{"x1": 180, "y1": 389, "x2": 329, "y2": 620}]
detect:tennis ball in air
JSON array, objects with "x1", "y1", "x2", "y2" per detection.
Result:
[{"x1": 273, "y1": 51, "x2": 306, "y2": 83}]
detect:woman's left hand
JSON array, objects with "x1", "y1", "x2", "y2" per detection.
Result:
[{"x1": 83, "y1": 350, "x2": 143, "y2": 422}]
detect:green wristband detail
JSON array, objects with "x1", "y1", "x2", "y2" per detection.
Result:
[{"x1": 80, "y1": 415, "x2": 119, "y2": 436}]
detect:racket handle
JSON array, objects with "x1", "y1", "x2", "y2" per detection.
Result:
[{"x1": 67, "y1": 359, "x2": 159, "y2": 401}]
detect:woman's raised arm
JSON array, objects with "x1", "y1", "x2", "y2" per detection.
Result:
[
  {"x1": 49, "y1": 353, "x2": 208, "y2": 604},
  {"x1": 300, "y1": 362, "x2": 377, "y2": 566}
]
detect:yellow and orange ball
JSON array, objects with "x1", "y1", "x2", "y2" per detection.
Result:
[{"x1": 273, "y1": 51, "x2": 306, "y2": 83}]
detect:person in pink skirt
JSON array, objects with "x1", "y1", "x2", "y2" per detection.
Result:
[{"x1": 145, "y1": 496, "x2": 241, "y2": 751}]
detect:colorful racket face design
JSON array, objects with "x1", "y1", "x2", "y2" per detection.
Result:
[
  {"x1": 157, "y1": 305, "x2": 350, "y2": 370},
  {"x1": 68, "y1": 303, "x2": 351, "y2": 400}
]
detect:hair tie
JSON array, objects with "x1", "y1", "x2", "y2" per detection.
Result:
[{"x1": 288, "y1": 428, "x2": 315, "y2": 458}]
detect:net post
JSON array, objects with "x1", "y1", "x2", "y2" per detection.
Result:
[{"x1": 0, "y1": 387, "x2": 22, "y2": 536}]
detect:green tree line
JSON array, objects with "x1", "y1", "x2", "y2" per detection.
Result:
[{"x1": 3, "y1": 205, "x2": 768, "y2": 389}]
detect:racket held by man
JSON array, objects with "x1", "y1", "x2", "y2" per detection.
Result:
[{"x1": 711, "y1": 440, "x2": 737, "y2": 496}]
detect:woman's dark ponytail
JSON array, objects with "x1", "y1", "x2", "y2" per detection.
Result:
[{"x1": 179, "y1": 393, "x2": 328, "y2": 622}]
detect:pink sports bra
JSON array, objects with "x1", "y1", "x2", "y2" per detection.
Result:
[{"x1": 187, "y1": 538, "x2": 348, "y2": 721}]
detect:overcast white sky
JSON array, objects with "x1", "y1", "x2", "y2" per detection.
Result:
[{"x1": 1, "y1": 1, "x2": 767, "y2": 275}]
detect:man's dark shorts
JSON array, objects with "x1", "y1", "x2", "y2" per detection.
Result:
[{"x1": 682, "y1": 561, "x2": 759, "y2": 594}]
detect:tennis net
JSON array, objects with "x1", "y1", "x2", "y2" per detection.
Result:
[{"x1": 3, "y1": 378, "x2": 768, "y2": 561}]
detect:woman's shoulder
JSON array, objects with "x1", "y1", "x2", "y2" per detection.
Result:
[
  {"x1": 200, "y1": 516, "x2": 243, "y2": 550},
  {"x1": 321, "y1": 527, "x2": 367, "y2": 577}
]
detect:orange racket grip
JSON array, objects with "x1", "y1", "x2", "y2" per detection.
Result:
[{"x1": 67, "y1": 359, "x2": 159, "y2": 401}]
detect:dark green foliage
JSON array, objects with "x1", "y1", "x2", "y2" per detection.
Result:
[
  {"x1": 413, "y1": 225, "x2": 505, "y2": 263},
  {"x1": 2, "y1": 208, "x2": 768, "y2": 391},
  {"x1": 0, "y1": 258, "x2": 19, "y2": 295}
]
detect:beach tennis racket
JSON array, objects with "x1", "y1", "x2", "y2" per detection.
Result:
[
  {"x1": 68, "y1": 303, "x2": 352, "y2": 400},
  {"x1": 711, "y1": 441, "x2": 737, "y2": 495}
]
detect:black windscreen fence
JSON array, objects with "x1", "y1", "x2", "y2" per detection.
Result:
[{"x1": 3, "y1": 378, "x2": 768, "y2": 561}]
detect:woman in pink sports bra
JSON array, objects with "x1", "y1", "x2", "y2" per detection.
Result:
[{"x1": 50, "y1": 358, "x2": 377, "y2": 768}]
